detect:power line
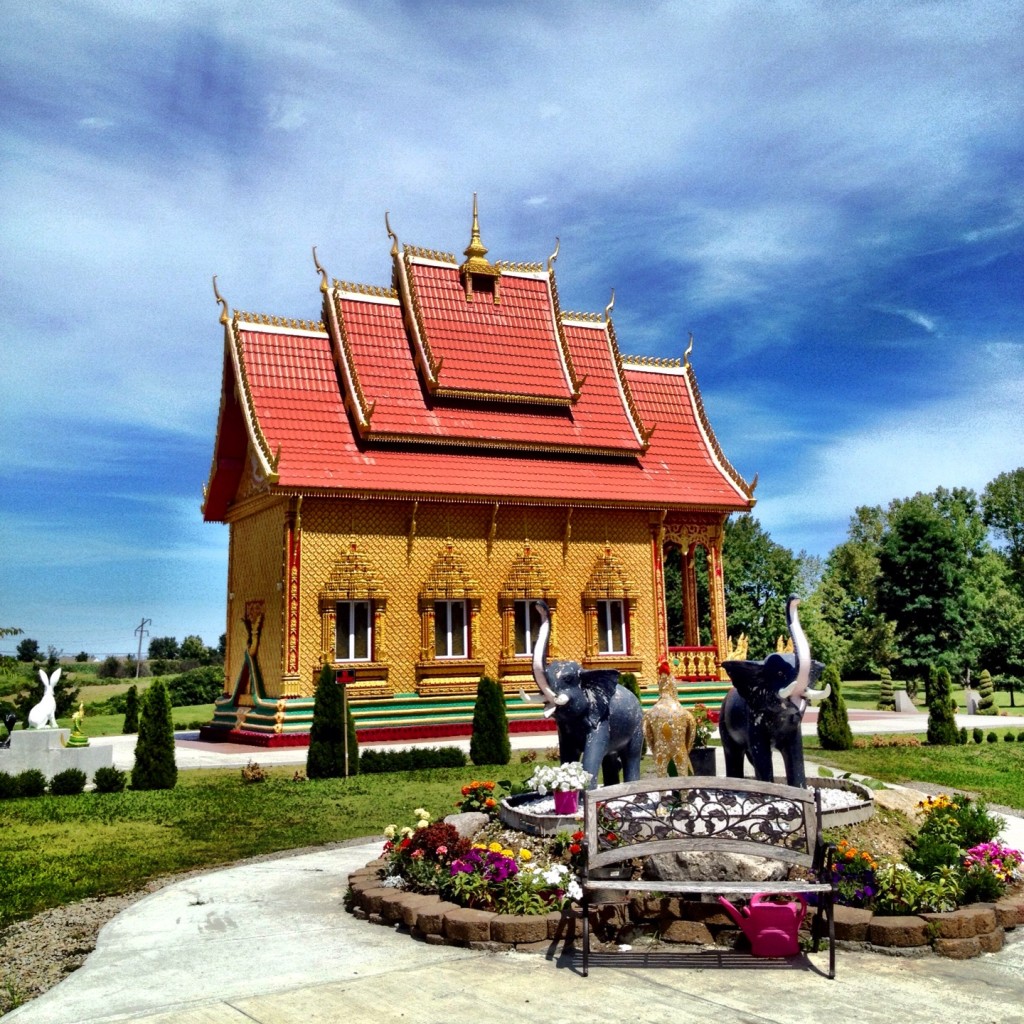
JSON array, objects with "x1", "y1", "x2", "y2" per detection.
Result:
[{"x1": 134, "y1": 618, "x2": 151, "y2": 679}]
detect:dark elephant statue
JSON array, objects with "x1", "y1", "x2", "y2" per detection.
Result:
[
  {"x1": 719, "y1": 595, "x2": 830, "y2": 788},
  {"x1": 520, "y1": 600, "x2": 644, "y2": 788}
]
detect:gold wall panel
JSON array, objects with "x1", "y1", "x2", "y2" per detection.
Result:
[
  {"x1": 288, "y1": 499, "x2": 660, "y2": 698},
  {"x1": 226, "y1": 500, "x2": 286, "y2": 696}
]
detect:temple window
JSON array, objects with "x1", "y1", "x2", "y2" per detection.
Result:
[
  {"x1": 513, "y1": 599, "x2": 544, "y2": 657},
  {"x1": 596, "y1": 599, "x2": 628, "y2": 655},
  {"x1": 336, "y1": 600, "x2": 372, "y2": 661},
  {"x1": 434, "y1": 599, "x2": 468, "y2": 659}
]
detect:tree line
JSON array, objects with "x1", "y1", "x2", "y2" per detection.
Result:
[{"x1": 720, "y1": 467, "x2": 1024, "y2": 690}]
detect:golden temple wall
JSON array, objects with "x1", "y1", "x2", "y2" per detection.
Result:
[
  {"x1": 225, "y1": 498, "x2": 286, "y2": 698},
  {"x1": 293, "y1": 498, "x2": 662, "y2": 698}
]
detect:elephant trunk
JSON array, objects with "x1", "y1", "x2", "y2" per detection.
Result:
[
  {"x1": 527, "y1": 599, "x2": 568, "y2": 718},
  {"x1": 778, "y1": 596, "x2": 831, "y2": 708}
]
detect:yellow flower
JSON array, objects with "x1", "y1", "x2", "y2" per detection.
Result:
[
  {"x1": 472, "y1": 842, "x2": 487, "y2": 850},
  {"x1": 519, "y1": 848, "x2": 533, "y2": 861},
  {"x1": 502, "y1": 848, "x2": 514, "y2": 858},
  {"x1": 489, "y1": 842, "x2": 503, "y2": 853}
]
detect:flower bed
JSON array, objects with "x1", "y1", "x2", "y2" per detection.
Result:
[{"x1": 348, "y1": 773, "x2": 1024, "y2": 961}]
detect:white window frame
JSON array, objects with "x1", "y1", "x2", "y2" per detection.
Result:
[
  {"x1": 513, "y1": 600, "x2": 544, "y2": 657},
  {"x1": 336, "y1": 600, "x2": 372, "y2": 662},
  {"x1": 597, "y1": 599, "x2": 627, "y2": 655},
  {"x1": 434, "y1": 599, "x2": 468, "y2": 659}
]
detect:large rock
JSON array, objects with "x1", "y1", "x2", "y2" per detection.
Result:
[
  {"x1": 642, "y1": 852, "x2": 787, "y2": 883},
  {"x1": 444, "y1": 811, "x2": 490, "y2": 838}
]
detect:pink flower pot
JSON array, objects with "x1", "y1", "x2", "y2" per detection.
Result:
[{"x1": 553, "y1": 789, "x2": 580, "y2": 815}]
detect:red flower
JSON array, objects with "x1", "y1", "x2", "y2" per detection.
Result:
[
  {"x1": 606, "y1": 832, "x2": 617, "y2": 843},
  {"x1": 569, "y1": 843, "x2": 581, "y2": 855},
  {"x1": 572, "y1": 830, "x2": 584, "y2": 841}
]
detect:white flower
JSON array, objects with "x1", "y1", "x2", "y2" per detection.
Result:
[
  {"x1": 415, "y1": 820, "x2": 428, "y2": 830},
  {"x1": 526, "y1": 761, "x2": 592, "y2": 793},
  {"x1": 400, "y1": 825, "x2": 414, "y2": 837},
  {"x1": 383, "y1": 824, "x2": 397, "y2": 840},
  {"x1": 565, "y1": 879, "x2": 583, "y2": 900},
  {"x1": 413, "y1": 808, "x2": 430, "y2": 819}
]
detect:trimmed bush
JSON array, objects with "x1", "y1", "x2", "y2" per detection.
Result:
[
  {"x1": 877, "y1": 667, "x2": 896, "y2": 711},
  {"x1": 16, "y1": 769, "x2": 47, "y2": 797},
  {"x1": 307, "y1": 665, "x2": 358, "y2": 779},
  {"x1": 817, "y1": 665, "x2": 853, "y2": 751},
  {"x1": 987, "y1": 731, "x2": 998, "y2": 743},
  {"x1": 619, "y1": 672, "x2": 641, "y2": 700},
  {"x1": 926, "y1": 666, "x2": 959, "y2": 746},
  {"x1": 93, "y1": 766, "x2": 127, "y2": 793},
  {"x1": 469, "y1": 675, "x2": 511, "y2": 766},
  {"x1": 50, "y1": 768, "x2": 87, "y2": 796},
  {"x1": 1004, "y1": 732, "x2": 1016, "y2": 742},
  {"x1": 131, "y1": 678, "x2": 177, "y2": 790},
  {"x1": 359, "y1": 746, "x2": 467, "y2": 774},
  {"x1": 976, "y1": 669, "x2": 997, "y2": 715},
  {"x1": 958, "y1": 726, "x2": 968, "y2": 745},
  {"x1": 1019, "y1": 731, "x2": 1024, "y2": 743},
  {"x1": 0, "y1": 771, "x2": 18, "y2": 799},
  {"x1": 122, "y1": 684, "x2": 139, "y2": 733},
  {"x1": 973, "y1": 727, "x2": 984, "y2": 744}
]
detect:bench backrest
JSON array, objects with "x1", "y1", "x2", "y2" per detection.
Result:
[{"x1": 582, "y1": 777, "x2": 822, "y2": 873}]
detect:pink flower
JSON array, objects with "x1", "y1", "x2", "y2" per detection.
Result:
[
  {"x1": 410, "y1": 849, "x2": 424, "y2": 860},
  {"x1": 436, "y1": 845, "x2": 448, "y2": 856}
]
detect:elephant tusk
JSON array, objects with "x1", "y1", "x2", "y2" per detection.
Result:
[
  {"x1": 543, "y1": 703, "x2": 560, "y2": 719},
  {"x1": 806, "y1": 684, "x2": 832, "y2": 703},
  {"x1": 778, "y1": 679, "x2": 800, "y2": 700},
  {"x1": 519, "y1": 689, "x2": 538, "y2": 704}
]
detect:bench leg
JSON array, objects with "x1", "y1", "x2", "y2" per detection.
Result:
[
  {"x1": 582, "y1": 896, "x2": 590, "y2": 977},
  {"x1": 827, "y1": 895, "x2": 836, "y2": 979}
]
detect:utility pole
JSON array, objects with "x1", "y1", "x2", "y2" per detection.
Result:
[{"x1": 134, "y1": 618, "x2": 151, "y2": 678}]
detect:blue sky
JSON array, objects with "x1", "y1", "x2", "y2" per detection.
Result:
[{"x1": 2, "y1": 1, "x2": 1022, "y2": 657}]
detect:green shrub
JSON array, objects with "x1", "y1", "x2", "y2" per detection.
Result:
[
  {"x1": 0, "y1": 771, "x2": 18, "y2": 799},
  {"x1": 122, "y1": 684, "x2": 139, "y2": 733},
  {"x1": 619, "y1": 672, "x2": 641, "y2": 700},
  {"x1": 469, "y1": 675, "x2": 511, "y2": 766},
  {"x1": 98, "y1": 655, "x2": 123, "y2": 679},
  {"x1": 1018, "y1": 731, "x2": 1024, "y2": 743},
  {"x1": 972, "y1": 727, "x2": 984, "y2": 744},
  {"x1": 16, "y1": 769, "x2": 47, "y2": 797},
  {"x1": 50, "y1": 768, "x2": 86, "y2": 796},
  {"x1": 131, "y1": 678, "x2": 177, "y2": 790},
  {"x1": 987, "y1": 732, "x2": 998, "y2": 743},
  {"x1": 360, "y1": 746, "x2": 468, "y2": 773},
  {"x1": 817, "y1": 665, "x2": 853, "y2": 751},
  {"x1": 976, "y1": 669, "x2": 997, "y2": 715},
  {"x1": 926, "y1": 667, "x2": 959, "y2": 746},
  {"x1": 877, "y1": 667, "x2": 896, "y2": 711},
  {"x1": 958, "y1": 726, "x2": 968, "y2": 745},
  {"x1": 1004, "y1": 732, "x2": 1016, "y2": 742},
  {"x1": 167, "y1": 666, "x2": 225, "y2": 707},
  {"x1": 93, "y1": 766, "x2": 127, "y2": 793},
  {"x1": 307, "y1": 665, "x2": 358, "y2": 779}
]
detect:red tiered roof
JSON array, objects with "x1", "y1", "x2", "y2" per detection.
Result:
[{"x1": 203, "y1": 235, "x2": 753, "y2": 522}]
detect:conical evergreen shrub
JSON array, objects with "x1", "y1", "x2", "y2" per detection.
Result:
[
  {"x1": 122, "y1": 684, "x2": 139, "y2": 734},
  {"x1": 816, "y1": 665, "x2": 853, "y2": 751},
  {"x1": 977, "y1": 669, "x2": 997, "y2": 715},
  {"x1": 307, "y1": 665, "x2": 358, "y2": 779},
  {"x1": 469, "y1": 675, "x2": 511, "y2": 766},
  {"x1": 927, "y1": 666, "x2": 959, "y2": 746},
  {"x1": 877, "y1": 668, "x2": 896, "y2": 711},
  {"x1": 131, "y1": 679, "x2": 177, "y2": 790}
]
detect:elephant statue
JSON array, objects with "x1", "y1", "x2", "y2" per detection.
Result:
[
  {"x1": 520, "y1": 600, "x2": 644, "y2": 788},
  {"x1": 643, "y1": 659, "x2": 696, "y2": 776},
  {"x1": 719, "y1": 596, "x2": 830, "y2": 788}
]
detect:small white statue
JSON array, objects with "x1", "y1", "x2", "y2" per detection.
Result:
[{"x1": 28, "y1": 668, "x2": 60, "y2": 729}]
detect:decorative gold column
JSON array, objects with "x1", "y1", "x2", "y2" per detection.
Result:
[{"x1": 282, "y1": 496, "x2": 302, "y2": 690}]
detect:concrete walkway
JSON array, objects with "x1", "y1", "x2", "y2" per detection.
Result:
[{"x1": 7, "y1": 710, "x2": 1024, "y2": 1024}]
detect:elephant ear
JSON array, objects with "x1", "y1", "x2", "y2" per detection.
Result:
[
  {"x1": 579, "y1": 669, "x2": 618, "y2": 729},
  {"x1": 722, "y1": 660, "x2": 766, "y2": 704},
  {"x1": 762, "y1": 653, "x2": 797, "y2": 690}
]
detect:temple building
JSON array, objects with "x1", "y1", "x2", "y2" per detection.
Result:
[{"x1": 201, "y1": 201, "x2": 756, "y2": 742}]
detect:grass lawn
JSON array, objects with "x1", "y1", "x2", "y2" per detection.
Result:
[
  {"x1": 0, "y1": 763, "x2": 496, "y2": 928},
  {"x1": 806, "y1": 737, "x2": 1024, "y2": 810},
  {"x1": 53, "y1": 705, "x2": 216, "y2": 736}
]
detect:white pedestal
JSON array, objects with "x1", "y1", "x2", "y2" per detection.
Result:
[{"x1": 0, "y1": 728, "x2": 114, "y2": 781}]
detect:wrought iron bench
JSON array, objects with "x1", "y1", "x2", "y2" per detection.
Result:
[{"x1": 579, "y1": 776, "x2": 836, "y2": 977}]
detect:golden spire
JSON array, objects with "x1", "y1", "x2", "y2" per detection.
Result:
[{"x1": 460, "y1": 193, "x2": 497, "y2": 276}]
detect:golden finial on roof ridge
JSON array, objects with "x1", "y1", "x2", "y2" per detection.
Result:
[
  {"x1": 547, "y1": 237, "x2": 560, "y2": 271},
  {"x1": 604, "y1": 288, "x2": 615, "y2": 321},
  {"x1": 460, "y1": 192, "x2": 496, "y2": 275},
  {"x1": 385, "y1": 210, "x2": 399, "y2": 257},
  {"x1": 684, "y1": 331, "x2": 694, "y2": 367},
  {"x1": 212, "y1": 275, "x2": 229, "y2": 325},
  {"x1": 312, "y1": 246, "x2": 328, "y2": 294}
]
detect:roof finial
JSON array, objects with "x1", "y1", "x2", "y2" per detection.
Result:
[
  {"x1": 684, "y1": 331, "x2": 694, "y2": 367},
  {"x1": 312, "y1": 246, "x2": 328, "y2": 294},
  {"x1": 461, "y1": 192, "x2": 494, "y2": 274},
  {"x1": 604, "y1": 288, "x2": 616, "y2": 321},
  {"x1": 212, "y1": 275, "x2": 229, "y2": 325},
  {"x1": 385, "y1": 210, "x2": 399, "y2": 257},
  {"x1": 547, "y1": 237, "x2": 560, "y2": 272}
]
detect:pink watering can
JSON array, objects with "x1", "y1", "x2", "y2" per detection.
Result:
[{"x1": 717, "y1": 893, "x2": 807, "y2": 957}]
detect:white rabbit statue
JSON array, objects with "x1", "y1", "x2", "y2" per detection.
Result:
[{"x1": 28, "y1": 668, "x2": 61, "y2": 729}]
